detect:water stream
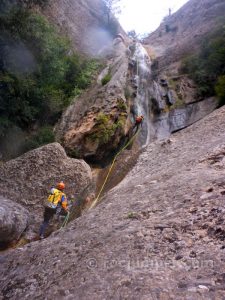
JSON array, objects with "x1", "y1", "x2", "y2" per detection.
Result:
[
  {"x1": 131, "y1": 43, "x2": 152, "y2": 146},
  {"x1": 130, "y1": 42, "x2": 171, "y2": 147}
]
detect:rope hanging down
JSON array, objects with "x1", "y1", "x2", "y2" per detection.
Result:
[
  {"x1": 59, "y1": 128, "x2": 140, "y2": 229},
  {"x1": 90, "y1": 128, "x2": 141, "y2": 209},
  {"x1": 60, "y1": 211, "x2": 70, "y2": 229}
]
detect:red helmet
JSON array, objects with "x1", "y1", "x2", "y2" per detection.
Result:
[
  {"x1": 57, "y1": 182, "x2": 65, "y2": 190},
  {"x1": 136, "y1": 115, "x2": 144, "y2": 123}
]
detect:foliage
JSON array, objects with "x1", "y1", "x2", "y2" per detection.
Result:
[
  {"x1": 0, "y1": 8, "x2": 100, "y2": 143},
  {"x1": 117, "y1": 99, "x2": 127, "y2": 111},
  {"x1": 89, "y1": 112, "x2": 123, "y2": 145},
  {"x1": 22, "y1": 126, "x2": 55, "y2": 152},
  {"x1": 19, "y1": 0, "x2": 49, "y2": 7},
  {"x1": 179, "y1": 26, "x2": 225, "y2": 99},
  {"x1": 215, "y1": 75, "x2": 225, "y2": 105},
  {"x1": 101, "y1": 73, "x2": 112, "y2": 85}
]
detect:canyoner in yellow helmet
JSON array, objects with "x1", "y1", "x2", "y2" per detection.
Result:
[{"x1": 39, "y1": 181, "x2": 69, "y2": 239}]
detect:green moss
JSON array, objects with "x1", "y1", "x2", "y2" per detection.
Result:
[
  {"x1": 170, "y1": 96, "x2": 185, "y2": 109},
  {"x1": 126, "y1": 212, "x2": 138, "y2": 219},
  {"x1": 117, "y1": 99, "x2": 127, "y2": 111},
  {"x1": 101, "y1": 73, "x2": 112, "y2": 85}
]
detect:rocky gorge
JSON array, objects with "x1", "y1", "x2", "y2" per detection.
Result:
[
  {"x1": 2, "y1": 99, "x2": 225, "y2": 300},
  {"x1": 1, "y1": 0, "x2": 225, "y2": 299}
]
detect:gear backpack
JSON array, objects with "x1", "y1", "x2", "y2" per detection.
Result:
[{"x1": 45, "y1": 188, "x2": 64, "y2": 209}]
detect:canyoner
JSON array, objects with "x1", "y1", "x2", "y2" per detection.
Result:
[{"x1": 39, "y1": 181, "x2": 69, "y2": 239}]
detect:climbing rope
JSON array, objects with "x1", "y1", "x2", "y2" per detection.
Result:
[
  {"x1": 59, "y1": 182, "x2": 94, "y2": 229},
  {"x1": 58, "y1": 128, "x2": 140, "y2": 228},
  {"x1": 60, "y1": 211, "x2": 70, "y2": 229},
  {"x1": 90, "y1": 128, "x2": 141, "y2": 209}
]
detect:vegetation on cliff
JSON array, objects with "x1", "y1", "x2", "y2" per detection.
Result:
[
  {"x1": 88, "y1": 112, "x2": 125, "y2": 145},
  {"x1": 180, "y1": 26, "x2": 225, "y2": 104},
  {"x1": 0, "y1": 7, "x2": 101, "y2": 157}
]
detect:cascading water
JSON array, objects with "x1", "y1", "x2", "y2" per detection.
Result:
[
  {"x1": 129, "y1": 42, "x2": 172, "y2": 147},
  {"x1": 131, "y1": 42, "x2": 152, "y2": 146}
]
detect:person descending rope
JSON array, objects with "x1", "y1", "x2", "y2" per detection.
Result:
[
  {"x1": 39, "y1": 181, "x2": 68, "y2": 239},
  {"x1": 133, "y1": 115, "x2": 144, "y2": 134}
]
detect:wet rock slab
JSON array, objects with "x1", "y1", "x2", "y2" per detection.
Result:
[{"x1": 1, "y1": 107, "x2": 225, "y2": 299}]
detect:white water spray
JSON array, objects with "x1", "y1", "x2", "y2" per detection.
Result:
[{"x1": 131, "y1": 42, "x2": 152, "y2": 146}]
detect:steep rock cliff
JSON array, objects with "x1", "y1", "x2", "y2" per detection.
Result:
[
  {"x1": 139, "y1": 0, "x2": 224, "y2": 142},
  {"x1": 144, "y1": 0, "x2": 225, "y2": 68},
  {"x1": 43, "y1": 0, "x2": 126, "y2": 56}
]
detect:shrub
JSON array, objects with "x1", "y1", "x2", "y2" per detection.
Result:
[
  {"x1": 22, "y1": 126, "x2": 55, "y2": 152},
  {"x1": 179, "y1": 26, "x2": 225, "y2": 99},
  {"x1": 215, "y1": 75, "x2": 225, "y2": 105},
  {"x1": 89, "y1": 113, "x2": 124, "y2": 145},
  {"x1": 117, "y1": 99, "x2": 127, "y2": 111},
  {"x1": 101, "y1": 73, "x2": 112, "y2": 85}
]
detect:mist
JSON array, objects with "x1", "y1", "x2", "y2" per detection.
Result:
[
  {"x1": 0, "y1": 34, "x2": 37, "y2": 76},
  {"x1": 85, "y1": 26, "x2": 113, "y2": 57}
]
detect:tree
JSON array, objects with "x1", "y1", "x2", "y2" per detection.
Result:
[
  {"x1": 127, "y1": 30, "x2": 138, "y2": 40},
  {"x1": 102, "y1": 0, "x2": 121, "y2": 25}
]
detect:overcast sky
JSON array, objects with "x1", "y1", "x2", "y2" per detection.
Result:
[{"x1": 118, "y1": 0, "x2": 189, "y2": 35}]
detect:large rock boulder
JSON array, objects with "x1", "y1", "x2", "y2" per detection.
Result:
[
  {"x1": 55, "y1": 37, "x2": 132, "y2": 165},
  {"x1": 0, "y1": 142, "x2": 93, "y2": 229},
  {"x1": 0, "y1": 197, "x2": 28, "y2": 243}
]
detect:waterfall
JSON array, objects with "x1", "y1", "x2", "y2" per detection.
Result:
[
  {"x1": 130, "y1": 42, "x2": 152, "y2": 146},
  {"x1": 129, "y1": 42, "x2": 172, "y2": 147}
]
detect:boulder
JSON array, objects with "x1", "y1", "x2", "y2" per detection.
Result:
[
  {"x1": 0, "y1": 196, "x2": 28, "y2": 243},
  {"x1": 0, "y1": 143, "x2": 93, "y2": 227}
]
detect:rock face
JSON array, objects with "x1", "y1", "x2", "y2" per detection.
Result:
[
  {"x1": 0, "y1": 143, "x2": 93, "y2": 233},
  {"x1": 43, "y1": 0, "x2": 126, "y2": 56},
  {"x1": 55, "y1": 36, "x2": 132, "y2": 165},
  {"x1": 138, "y1": 0, "x2": 223, "y2": 142},
  {"x1": 144, "y1": 0, "x2": 225, "y2": 68},
  {"x1": 52, "y1": 0, "x2": 221, "y2": 165},
  {"x1": 0, "y1": 197, "x2": 28, "y2": 243},
  {"x1": 56, "y1": 35, "x2": 219, "y2": 164},
  {"x1": 1, "y1": 105, "x2": 225, "y2": 299}
]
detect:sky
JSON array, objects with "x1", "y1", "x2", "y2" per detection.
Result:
[{"x1": 118, "y1": 0, "x2": 189, "y2": 35}]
